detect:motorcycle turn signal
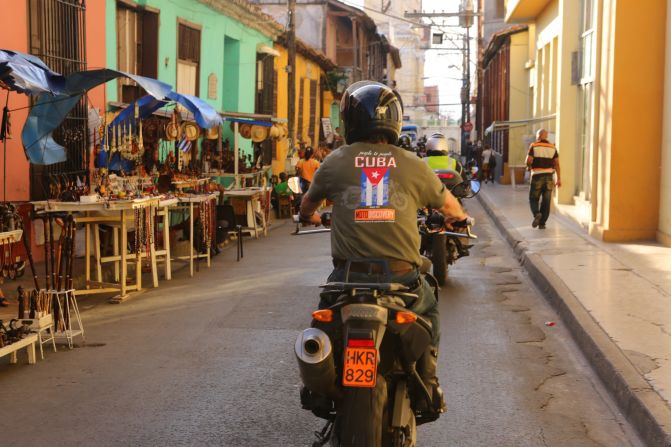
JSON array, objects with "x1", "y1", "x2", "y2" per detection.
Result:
[
  {"x1": 312, "y1": 309, "x2": 333, "y2": 323},
  {"x1": 395, "y1": 311, "x2": 418, "y2": 324}
]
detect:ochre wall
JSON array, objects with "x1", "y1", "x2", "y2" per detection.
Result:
[
  {"x1": 591, "y1": 0, "x2": 666, "y2": 241},
  {"x1": 272, "y1": 44, "x2": 326, "y2": 177},
  {"x1": 660, "y1": 0, "x2": 671, "y2": 245}
]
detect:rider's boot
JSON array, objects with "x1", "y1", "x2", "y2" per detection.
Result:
[{"x1": 416, "y1": 345, "x2": 447, "y2": 414}]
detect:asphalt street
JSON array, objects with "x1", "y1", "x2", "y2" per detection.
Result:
[{"x1": 0, "y1": 200, "x2": 643, "y2": 446}]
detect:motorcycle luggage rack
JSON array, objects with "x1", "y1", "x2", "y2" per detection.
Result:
[{"x1": 319, "y1": 282, "x2": 409, "y2": 292}]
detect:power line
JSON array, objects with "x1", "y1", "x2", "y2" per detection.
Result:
[{"x1": 336, "y1": 0, "x2": 427, "y2": 27}]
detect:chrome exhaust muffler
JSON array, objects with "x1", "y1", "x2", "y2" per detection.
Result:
[{"x1": 295, "y1": 328, "x2": 340, "y2": 399}]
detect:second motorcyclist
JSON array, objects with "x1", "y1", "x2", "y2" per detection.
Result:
[
  {"x1": 424, "y1": 132, "x2": 463, "y2": 176},
  {"x1": 299, "y1": 80, "x2": 470, "y2": 415}
]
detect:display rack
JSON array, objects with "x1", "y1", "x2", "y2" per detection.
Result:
[
  {"x1": 24, "y1": 312, "x2": 57, "y2": 360},
  {"x1": 0, "y1": 229, "x2": 23, "y2": 244},
  {"x1": 52, "y1": 289, "x2": 85, "y2": 349}
]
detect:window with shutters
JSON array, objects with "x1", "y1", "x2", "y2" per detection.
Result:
[
  {"x1": 255, "y1": 54, "x2": 275, "y2": 115},
  {"x1": 28, "y1": 0, "x2": 88, "y2": 200},
  {"x1": 116, "y1": 1, "x2": 159, "y2": 103},
  {"x1": 297, "y1": 80, "x2": 305, "y2": 142},
  {"x1": 177, "y1": 21, "x2": 201, "y2": 96},
  {"x1": 308, "y1": 79, "x2": 317, "y2": 146},
  {"x1": 272, "y1": 69, "x2": 278, "y2": 115}
]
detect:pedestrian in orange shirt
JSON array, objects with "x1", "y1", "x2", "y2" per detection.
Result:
[{"x1": 296, "y1": 146, "x2": 320, "y2": 193}]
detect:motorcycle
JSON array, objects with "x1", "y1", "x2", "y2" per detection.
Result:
[
  {"x1": 419, "y1": 165, "x2": 480, "y2": 286},
  {"x1": 293, "y1": 215, "x2": 442, "y2": 447}
]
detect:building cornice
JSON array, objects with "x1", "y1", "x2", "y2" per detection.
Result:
[
  {"x1": 276, "y1": 32, "x2": 337, "y2": 71},
  {"x1": 196, "y1": 0, "x2": 284, "y2": 39},
  {"x1": 482, "y1": 25, "x2": 528, "y2": 68}
]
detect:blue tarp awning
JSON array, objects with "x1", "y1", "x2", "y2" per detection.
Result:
[
  {"x1": 166, "y1": 92, "x2": 222, "y2": 129},
  {"x1": 109, "y1": 95, "x2": 167, "y2": 129},
  {"x1": 110, "y1": 92, "x2": 223, "y2": 130},
  {"x1": 22, "y1": 70, "x2": 172, "y2": 165},
  {"x1": 0, "y1": 49, "x2": 65, "y2": 95},
  {"x1": 222, "y1": 117, "x2": 273, "y2": 127}
]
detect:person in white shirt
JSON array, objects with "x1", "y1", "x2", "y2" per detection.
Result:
[{"x1": 481, "y1": 145, "x2": 495, "y2": 183}]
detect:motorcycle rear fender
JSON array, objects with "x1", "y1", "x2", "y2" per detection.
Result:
[{"x1": 343, "y1": 319, "x2": 387, "y2": 352}]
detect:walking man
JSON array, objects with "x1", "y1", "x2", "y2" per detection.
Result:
[
  {"x1": 526, "y1": 129, "x2": 561, "y2": 229},
  {"x1": 481, "y1": 145, "x2": 495, "y2": 183}
]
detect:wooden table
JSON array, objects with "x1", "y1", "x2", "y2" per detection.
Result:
[
  {"x1": 155, "y1": 197, "x2": 178, "y2": 281},
  {"x1": 32, "y1": 198, "x2": 161, "y2": 302},
  {"x1": 0, "y1": 333, "x2": 38, "y2": 365},
  {"x1": 208, "y1": 166, "x2": 271, "y2": 188},
  {"x1": 222, "y1": 188, "x2": 269, "y2": 238},
  {"x1": 169, "y1": 193, "x2": 219, "y2": 277}
]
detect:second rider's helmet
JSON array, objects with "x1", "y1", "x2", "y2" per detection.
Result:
[
  {"x1": 426, "y1": 133, "x2": 449, "y2": 156},
  {"x1": 398, "y1": 134, "x2": 412, "y2": 149},
  {"x1": 340, "y1": 81, "x2": 403, "y2": 145}
]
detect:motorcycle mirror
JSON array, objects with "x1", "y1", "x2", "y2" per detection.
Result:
[
  {"x1": 469, "y1": 179, "x2": 481, "y2": 195},
  {"x1": 453, "y1": 179, "x2": 481, "y2": 199}
]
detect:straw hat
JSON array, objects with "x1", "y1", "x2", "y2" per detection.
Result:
[
  {"x1": 182, "y1": 122, "x2": 200, "y2": 141},
  {"x1": 239, "y1": 123, "x2": 252, "y2": 139},
  {"x1": 205, "y1": 125, "x2": 220, "y2": 140},
  {"x1": 164, "y1": 121, "x2": 181, "y2": 141},
  {"x1": 250, "y1": 125, "x2": 269, "y2": 143},
  {"x1": 269, "y1": 123, "x2": 287, "y2": 139}
]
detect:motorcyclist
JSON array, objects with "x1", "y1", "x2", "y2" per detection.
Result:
[
  {"x1": 425, "y1": 132, "x2": 463, "y2": 175},
  {"x1": 398, "y1": 133, "x2": 413, "y2": 152},
  {"x1": 299, "y1": 80, "x2": 470, "y2": 415}
]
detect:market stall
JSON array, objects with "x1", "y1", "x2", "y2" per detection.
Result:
[
  {"x1": 0, "y1": 46, "x2": 286, "y2": 368},
  {"x1": 0, "y1": 49, "x2": 85, "y2": 352}
]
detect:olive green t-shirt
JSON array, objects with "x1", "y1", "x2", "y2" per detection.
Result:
[{"x1": 307, "y1": 142, "x2": 447, "y2": 267}]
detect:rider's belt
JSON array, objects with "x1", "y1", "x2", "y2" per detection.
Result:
[{"x1": 332, "y1": 259, "x2": 416, "y2": 275}]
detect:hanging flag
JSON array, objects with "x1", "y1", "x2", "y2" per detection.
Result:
[{"x1": 177, "y1": 136, "x2": 191, "y2": 153}]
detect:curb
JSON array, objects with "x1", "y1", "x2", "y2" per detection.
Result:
[{"x1": 477, "y1": 191, "x2": 671, "y2": 447}]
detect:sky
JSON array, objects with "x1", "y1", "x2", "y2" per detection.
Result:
[
  {"x1": 422, "y1": 0, "x2": 475, "y2": 119},
  {"x1": 348, "y1": 0, "x2": 475, "y2": 119}
]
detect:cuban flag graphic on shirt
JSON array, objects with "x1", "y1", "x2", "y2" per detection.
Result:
[{"x1": 360, "y1": 168, "x2": 390, "y2": 207}]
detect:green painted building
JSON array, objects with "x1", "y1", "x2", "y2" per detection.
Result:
[{"x1": 105, "y1": 0, "x2": 283, "y2": 156}]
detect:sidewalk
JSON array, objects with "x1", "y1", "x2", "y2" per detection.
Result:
[{"x1": 478, "y1": 183, "x2": 671, "y2": 447}]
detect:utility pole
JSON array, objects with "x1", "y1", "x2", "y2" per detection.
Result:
[
  {"x1": 287, "y1": 0, "x2": 296, "y2": 155},
  {"x1": 476, "y1": 0, "x2": 484, "y2": 144},
  {"x1": 459, "y1": 0, "x2": 474, "y2": 159},
  {"x1": 405, "y1": 1, "x2": 477, "y2": 158}
]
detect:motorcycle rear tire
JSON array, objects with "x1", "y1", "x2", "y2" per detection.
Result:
[
  {"x1": 331, "y1": 375, "x2": 388, "y2": 447},
  {"x1": 431, "y1": 234, "x2": 448, "y2": 286}
]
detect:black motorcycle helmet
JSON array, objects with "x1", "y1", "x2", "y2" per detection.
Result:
[
  {"x1": 340, "y1": 81, "x2": 403, "y2": 145},
  {"x1": 398, "y1": 133, "x2": 412, "y2": 150}
]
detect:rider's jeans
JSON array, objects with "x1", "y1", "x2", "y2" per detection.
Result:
[{"x1": 319, "y1": 268, "x2": 441, "y2": 346}]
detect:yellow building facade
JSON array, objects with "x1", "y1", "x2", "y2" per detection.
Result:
[
  {"x1": 272, "y1": 37, "x2": 336, "y2": 176},
  {"x1": 506, "y1": 0, "x2": 669, "y2": 244}
]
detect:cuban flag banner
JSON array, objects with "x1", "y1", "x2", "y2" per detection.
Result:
[
  {"x1": 360, "y1": 168, "x2": 390, "y2": 207},
  {"x1": 178, "y1": 136, "x2": 192, "y2": 153}
]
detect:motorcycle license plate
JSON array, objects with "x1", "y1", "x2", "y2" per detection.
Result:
[{"x1": 343, "y1": 347, "x2": 377, "y2": 388}]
